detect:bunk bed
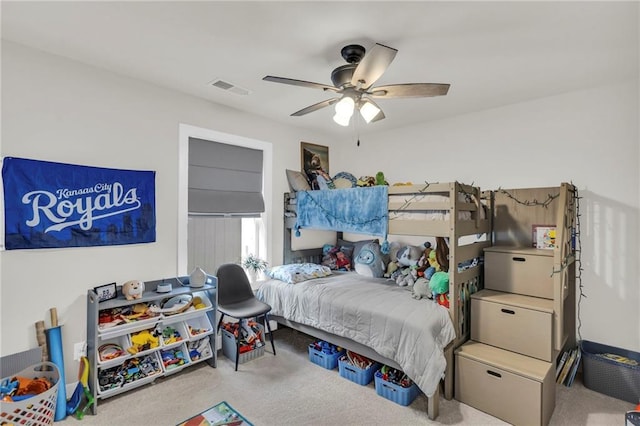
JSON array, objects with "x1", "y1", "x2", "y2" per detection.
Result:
[{"x1": 257, "y1": 182, "x2": 492, "y2": 419}]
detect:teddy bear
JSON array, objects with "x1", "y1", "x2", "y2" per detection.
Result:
[
  {"x1": 411, "y1": 277, "x2": 432, "y2": 300},
  {"x1": 122, "y1": 280, "x2": 145, "y2": 301}
]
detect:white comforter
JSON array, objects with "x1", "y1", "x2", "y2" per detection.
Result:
[{"x1": 256, "y1": 272, "x2": 456, "y2": 397}]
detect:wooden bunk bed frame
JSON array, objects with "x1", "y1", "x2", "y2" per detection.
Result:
[{"x1": 279, "y1": 182, "x2": 492, "y2": 419}]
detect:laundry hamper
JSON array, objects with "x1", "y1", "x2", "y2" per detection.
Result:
[{"x1": 0, "y1": 361, "x2": 60, "y2": 426}]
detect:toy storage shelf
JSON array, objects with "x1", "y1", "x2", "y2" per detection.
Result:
[{"x1": 86, "y1": 277, "x2": 217, "y2": 415}]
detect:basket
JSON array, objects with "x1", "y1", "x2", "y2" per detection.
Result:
[
  {"x1": 221, "y1": 324, "x2": 265, "y2": 364},
  {"x1": 338, "y1": 356, "x2": 380, "y2": 386},
  {"x1": 374, "y1": 370, "x2": 420, "y2": 406},
  {"x1": 581, "y1": 340, "x2": 640, "y2": 404},
  {"x1": 308, "y1": 342, "x2": 344, "y2": 370},
  {"x1": 0, "y1": 361, "x2": 59, "y2": 426}
]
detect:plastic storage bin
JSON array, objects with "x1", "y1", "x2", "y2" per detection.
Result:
[
  {"x1": 308, "y1": 341, "x2": 345, "y2": 370},
  {"x1": 374, "y1": 370, "x2": 420, "y2": 406},
  {"x1": 581, "y1": 340, "x2": 640, "y2": 404},
  {"x1": 221, "y1": 324, "x2": 265, "y2": 364},
  {"x1": 0, "y1": 361, "x2": 59, "y2": 426},
  {"x1": 338, "y1": 356, "x2": 380, "y2": 386}
]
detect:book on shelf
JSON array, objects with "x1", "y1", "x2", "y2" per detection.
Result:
[
  {"x1": 565, "y1": 347, "x2": 582, "y2": 387},
  {"x1": 557, "y1": 348, "x2": 576, "y2": 385},
  {"x1": 532, "y1": 225, "x2": 557, "y2": 250},
  {"x1": 555, "y1": 350, "x2": 569, "y2": 380}
]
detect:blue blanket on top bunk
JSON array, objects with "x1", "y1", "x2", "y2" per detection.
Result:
[{"x1": 295, "y1": 186, "x2": 389, "y2": 251}]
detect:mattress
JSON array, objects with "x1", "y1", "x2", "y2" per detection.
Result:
[{"x1": 256, "y1": 272, "x2": 456, "y2": 397}]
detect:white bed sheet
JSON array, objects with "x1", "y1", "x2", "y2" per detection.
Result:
[{"x1": 256, "y1": 272, "x2": 456, "y2": 397}]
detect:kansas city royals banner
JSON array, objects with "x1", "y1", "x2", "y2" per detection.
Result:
[{"x1": 2, "y1": 157, "x2": 156, "y2": 250}]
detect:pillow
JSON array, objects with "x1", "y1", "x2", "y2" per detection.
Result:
[
  {"x1": 338, "y1": 238, "x2": 378, "y2": 262},
  {"x1": 321, "y1": 244, "x2": 354, "y2": 271},
  {"x1": 266, "y1": 263, "x2": 332, "y2": 284},
  {"x1": 286, "y1": 169, "x2": 311, "y2": 192},
  {"x1": 354, "y1": 241, "x2": 386, "y2": 278}
]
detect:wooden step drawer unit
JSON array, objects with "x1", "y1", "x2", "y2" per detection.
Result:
[
  {"x1": 484, "y1": 247, "x2": 554, "y2": 299},
  {"x1": 471, "y1": 289, "x2": 554, "y2": 362},
  {"x1": 455, "y1": 341, "x2": 555, "y2": 426}
]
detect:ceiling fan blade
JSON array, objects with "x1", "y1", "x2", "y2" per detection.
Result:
[
  {"x1": 291, "y1": 98, "x2": 339, "y2": 116},
  {"x1": 351, "y1": 43, "x2": 398, "y2": 90},
  {"x1": 369, "y1": 83, "x2": 450, "y2": 98},
  {"x1": 263, "y1": 76, "x2": 338, "y2": 92}
]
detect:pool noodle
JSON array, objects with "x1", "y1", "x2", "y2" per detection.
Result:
[{"x1": 46, "y1": 308, "x2": 67, "y2": 421}]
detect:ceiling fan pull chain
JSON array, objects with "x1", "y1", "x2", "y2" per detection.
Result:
[{"x1": 354, "y1": 113, "x2": 361, "y2": 147}]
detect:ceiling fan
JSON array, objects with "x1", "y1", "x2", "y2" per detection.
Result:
[{"x1": 263, "y1": 43, "x2": 450, "y2": 126}]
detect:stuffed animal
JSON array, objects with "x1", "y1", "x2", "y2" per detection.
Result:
[
  {"x1": 415, "y1": 242, "x2": 432, "y2": 277},
  {"x1": 412, "y1": 277, "x2": 432, "y2": 300},
  {"x1": 335, "y1": 251, "x2": 351, "y2": 271},
  {"x1": 396, "y1": 266, "x2": 418, "y2": 287},
  {"x1": 357, "y1": 176, "x2": 376, "y2": 187},
  {"x1": 122, "y1": 280, "x2": 145, "y2": 301},
  {"x1": 384, "y1": 261, "x2": 399, "y2": 278},
  {"x1": 429, "y1": 272, "x2": 450, "y2": 308},
  {"x1": 396, "y1": 245, "x2": 423, "y2": 268},
  {"x1": 426, "y1": 250, "x2": 438, "y2": 270},
  {"x1": 375, "y1": 171, "x2": 388, "y2": 186},
  {"x1": 354, "y1": 241, "x2": 385, "y2": 278}
]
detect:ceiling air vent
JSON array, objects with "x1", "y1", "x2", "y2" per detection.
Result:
[{"x1": 208, "y1": 78, "x2": 251, "y2": 96}]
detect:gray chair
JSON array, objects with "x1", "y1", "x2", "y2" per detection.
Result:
[{"x1": 216, "y1": 263, "x2": 276, "y2": 371}]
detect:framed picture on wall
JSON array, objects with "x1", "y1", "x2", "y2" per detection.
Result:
[{"x1": 300, "y1": 142, "x2": 331, "y2": 190}]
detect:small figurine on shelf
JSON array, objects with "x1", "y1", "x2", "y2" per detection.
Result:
[{"x1": 122, "y1": 280, "x2": 145, "y2": 301}]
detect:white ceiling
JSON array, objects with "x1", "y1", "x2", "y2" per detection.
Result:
[{"x1": 2, "y1": 1, "x2": 638, "y2": 137}]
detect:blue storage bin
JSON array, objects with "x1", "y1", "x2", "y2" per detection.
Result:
[
  {"x1": 308, "y1": 341, "x2": 344, "y2": 370},
  {"x1": 338, "y1": 356, "x2": 380, "y2": 386},
  {"x1": 374, "y1": 370, "x2": 420, "y2": 406}
]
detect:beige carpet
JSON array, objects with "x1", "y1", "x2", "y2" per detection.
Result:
[{"x1": 66, "y1": 327, "x2": 635, "y2": 425}]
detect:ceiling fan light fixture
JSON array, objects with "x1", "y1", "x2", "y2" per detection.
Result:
[
  {"x1": 333, "y1": 96, "x2": 355, "y2": 126},
  {"x1": 334, "y1": 96, "x2": 355, "y2": 117},
  {"x1": 333, "y1": 112, "x2": 351, "y2": 126},
  {"x1": 359, "y1": 100, "x2": 381, "y2": 123}
]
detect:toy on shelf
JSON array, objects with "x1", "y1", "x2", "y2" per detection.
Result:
[
  {"x1": 122, "y1": 280, "x2": 145, "y2": 301},
  {"x1": 128, "y1": 329, "x2": 159, "y2": 354},
  {"x1": 160, "y1": 347, "x2": 188, "y2": 370}
]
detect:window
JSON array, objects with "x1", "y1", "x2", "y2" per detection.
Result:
[{"x1": 178, "y1": 124, "x2": 272, "y2": 275}]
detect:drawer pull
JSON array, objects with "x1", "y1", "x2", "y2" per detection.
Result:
[
  {"x1": 487, "y1": 370, "x2": 502, "y2": 379},
  {"x1": 501, "y1": 308, "x2": 516, "y2": 315},
  {"x1": 512, "y1": 257, "x2": 526, "y2": 262}
]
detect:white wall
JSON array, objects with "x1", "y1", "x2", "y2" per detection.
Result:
[
  {"x1": 0, "y1": 41, "x2": 333, "y2": 377},
  {"x1": 331, "y1": 78, "x2": 640, "y2": 352}
]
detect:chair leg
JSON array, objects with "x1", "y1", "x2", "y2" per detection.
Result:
[
  {"x1": 235, "y1": 321, "x2": 241, "y2": 371},
  {"x1": 264, "y1": 314, "x2": 276, "y2": 356},
  {"x1": 217, "y1": 314, "x2": 225, "y2": 332}
]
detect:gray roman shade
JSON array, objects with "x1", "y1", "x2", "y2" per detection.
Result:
[{"x1": 189, "y1": 138, "x2": 265, "y2": 216}]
